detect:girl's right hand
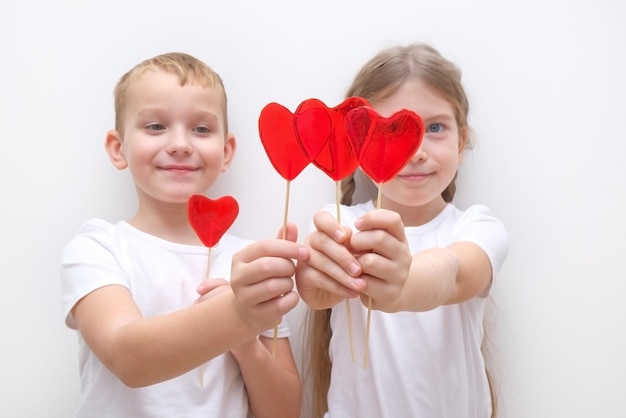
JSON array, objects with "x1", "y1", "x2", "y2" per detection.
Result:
[{"x1": 295, "y1": 211, "x2": 367, "y2": 309}]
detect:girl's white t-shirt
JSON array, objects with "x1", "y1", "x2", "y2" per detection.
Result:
[
  {"x1": 323, "y1": 202, "x2": 508, "y2": 418},
  {"x1": 61, "y1": 219, "x2": 289, "y2": 418}
]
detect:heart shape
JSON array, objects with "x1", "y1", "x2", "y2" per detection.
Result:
[
  {"x1": 300, "y1": 96, "x2": 370, "y2": 181},
  {"x1": 346, "y1": 107, "x2": 425, "y2": 183},
  {"x1": 187, "y1": 194, "x2": 239, "y2": 247},
  {"x1": 293, "y1": 98, "x2": 332, "y2": 161},
  {"x1": 258, "y1": 102, "x2": 311, "y2": 181}
]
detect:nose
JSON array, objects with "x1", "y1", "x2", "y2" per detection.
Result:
[
  {"x1": 166, "y1": 130, "x2": 192, "y2": 155},
  {"x1": 411, "y1": 145, "x2": 427, "y2": 162}
]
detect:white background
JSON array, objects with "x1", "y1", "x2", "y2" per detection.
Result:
[{"x1": 1, "y1": 1, "x2": 625, "y2": 417}]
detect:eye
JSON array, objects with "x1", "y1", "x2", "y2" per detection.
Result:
[
  {"x1": 146, "y1": 123, "x2": 165, "y2": 131},
  {"x1": 194, "y1": 126, "x2": 211, "y2": 134},
  {"x1": 427, "y1": 123, "x2": 443, "y2": 133}
]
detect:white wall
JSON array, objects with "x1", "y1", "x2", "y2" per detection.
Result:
[{"x1": 1, "y1": 1, "x2": 625, "y2": 417}]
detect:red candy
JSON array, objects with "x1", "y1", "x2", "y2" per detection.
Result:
[{"x1": 187, "y1": 195, "x2": 239, "y2": 247}]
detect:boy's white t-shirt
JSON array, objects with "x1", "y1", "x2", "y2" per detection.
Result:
[
  {"x1": 60, "y1": 219, "x2": 290, "y2": 418},
  {"x1": 323, "y1": 202, "x2": 509, "y2": 418}
]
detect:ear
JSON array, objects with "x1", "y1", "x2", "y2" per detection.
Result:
[
  {"x1": 220, "y1": 133, "x2": 237, "y2": 173},
  {"x1": 457, "y1": 127, "x2": 469, "y2": 163},
  {"x1": 105, "y1": 129, "x2": 128, "y2": 170}
]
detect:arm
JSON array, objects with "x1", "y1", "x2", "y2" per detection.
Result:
[
  {"x1": 199, "y1": 222, "x2": 303, "y2": 418},
  {"x1": 72, "y1": 234, "x2": 308, "y2": 388},
  {"x1": 350, "y1": 210, "x2": 494, "y2": 312},
  {"x1": 230, "y1": 337, "x2": 301, "y2": 418},
  {"x1": 296, "y1": 209, "x2": 493, "y2": 313}
]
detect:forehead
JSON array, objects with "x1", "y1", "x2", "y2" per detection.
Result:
[
  {"x1": 374, "y1": 80, "x2": 453, "y2": 120},
  {"x1": 125, "y1": 69, "x2": 225, "y2": 109}
]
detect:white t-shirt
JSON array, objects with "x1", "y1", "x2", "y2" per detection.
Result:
[
  {"x1": 323, "y1": 202, "x2": 508, "y2": 418},
  {"x1": 60, "y1": 219, "x2": 289, "y2": 418}
]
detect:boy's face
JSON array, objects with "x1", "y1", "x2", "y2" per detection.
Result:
[{"x1": 107, "y1": 69, "x2": 235, "y2": 206}]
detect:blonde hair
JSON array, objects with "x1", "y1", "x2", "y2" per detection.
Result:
[
  {"x1": 307, "y1": 43, "x2": 481, "y2": 418},
  {"x1": 113, "y1": 52, "x2": 228, "y2": 136}
]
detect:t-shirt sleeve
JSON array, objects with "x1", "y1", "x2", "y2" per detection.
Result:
[
  {"x1": 454, "y1": 204, "x2": 509, "y2": 282},
  {"x1": 60, "y1": 219, "x2": 130, "y2": 329}
]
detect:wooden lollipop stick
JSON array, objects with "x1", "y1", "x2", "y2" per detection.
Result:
[
  {"x1": 336, "y1": 181, "x2": 356, "y2": 363},
  {"x1": 199, "y1": 247, "x2": 213, "y2": 387},
  {"x1": 272, "y1": 180, "x2": 292, "y2": 357},
  {"x1": 363, "y1": 186, "x2": 383, "y2": 368}
]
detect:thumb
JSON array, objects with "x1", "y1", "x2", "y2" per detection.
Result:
[{"x1": 276, "y1": 222, "x2": 298, "y2": 242}]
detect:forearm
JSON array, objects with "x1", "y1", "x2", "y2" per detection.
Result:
[
  {"x1": 395, "y1": 248, "x2": 459, "y2": 312},
  {"x1": 231, "y1": 336, "x2": 301, "y2": 418},
  {"x1": 108, "y1": 290, "x2": 257, "y2": 387}
]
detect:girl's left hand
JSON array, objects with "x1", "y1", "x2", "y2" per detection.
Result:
[{"x1": 351, "y1": 209, "x2": 412, "y2": 312}]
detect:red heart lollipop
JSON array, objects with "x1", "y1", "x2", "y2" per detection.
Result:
[
  {"x1": 258, "y1": 103, "x2": 310, "y2": 181},
  {"x1": 346, "y1": 106, "x2": 424, "y2": 183},
  {"x1": 293, "y1": 99, "x2": 332, "y2": 162},
  {"x1": 187, "y1": 195, "x2": 239, "y2": 247},
  {"x1": 299, "y1": 96, "x2": 370, "y2": 181}
]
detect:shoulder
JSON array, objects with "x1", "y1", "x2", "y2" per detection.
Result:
[
  {"x1": 449, "y1": 204, "x2": 509, "y2": 273},
  {"x1": 63, "y1": 219, "x2": 117, "y2": 252}
]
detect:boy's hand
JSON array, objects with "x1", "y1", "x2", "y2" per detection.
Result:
[
  {"x1": 295, "y1": 211, "x2": 366, "y2": 310},
  {"x1": 194, "y1": 278, "x2": 230, "y2": 304},
  {"x1": 230, "y1": 223, "x2": 309, "y2": 333}
]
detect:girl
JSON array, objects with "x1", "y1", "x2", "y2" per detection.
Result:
[{"x1": 295, "y1": 43, "x2": 509, "y2": 418}]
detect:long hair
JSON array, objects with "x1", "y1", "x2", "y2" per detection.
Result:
[{"x1": 306, "y1": 42, "x2": 483, "y2": 418}]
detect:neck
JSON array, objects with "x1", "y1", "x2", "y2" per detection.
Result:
[
  {"x1": 380, "y1": 196, "x2": 448, "y2": 227},
  {"x1": 129, "y1": 200, "x2": 203, "y2": 245}
]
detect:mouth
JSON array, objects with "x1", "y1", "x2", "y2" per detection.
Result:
[
  {"x1": 397, "y1": 172, "x2": 430, "y2": 180},
  {"x1": 159, "y1": 165, "x2": 198, "y2": 173}
]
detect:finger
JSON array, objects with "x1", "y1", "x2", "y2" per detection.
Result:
[
  {"x1": 350, "y1": 228, "x2": 402, "y2": 259},
  {"x1": 297, "y1": 258, "x2": 365, "y2": 298},
  {"x1": 313, "y1": 211, "x2": 352, "y2": 244},
  {"x1": 236, "y1": 276, "x2": 296, "y2": 308},
  {"x1": 197, "y1": 278, "x2": 229, "y2": 295},
  {"x1": 354, "y1": 209, "x2": 406, "y2": 242},
  {"x1": 235, "y1": 239, "x2": 309, "y2": 264},
  {"x1": 276, "y1": 222, "x2": 299, "y2": 242},
  {"x1": 251, "y1": 290, "x2": 300, "y2": 324},
  {"x1": 308, "y1": 229, "x2": 362, "y2": 278}
]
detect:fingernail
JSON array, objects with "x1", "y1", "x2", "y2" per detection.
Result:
[
  {"x1": 298, "y1": 247, "x2": 309, "y2": 259},
  {"x1": 348, "y1": 262, "x2": 361, "y2": 276},
  {"x1": 334, "y1": 229, "x2": 346, "y2": 241},
  {"x1": 196, "y1": 284, "x2": 205, "y2": 293}
]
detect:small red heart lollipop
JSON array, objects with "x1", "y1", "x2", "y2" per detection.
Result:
[
  {"x1": 346, "y1": 106, "x2": 425, "y2": 183},
  {"x1": 187, "y1": 195, "x2": 239, "y2": 247}
]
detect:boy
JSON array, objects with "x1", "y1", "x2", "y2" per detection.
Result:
[{"x1": 61, "y1": 52, "x2": 305, "y2": 418}]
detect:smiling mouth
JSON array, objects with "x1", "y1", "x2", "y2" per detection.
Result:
[
  {"x1": 398, "y1": 172, "x2": 430, "y2": 179},
  {"x1": 160, "y1": 166, "x2": 198, "y2": 173}
]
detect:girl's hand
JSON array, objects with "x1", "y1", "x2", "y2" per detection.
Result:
[
  {"x1": 230, "y1": 223, "x2": 309, "y2": 333},
  {"x1": 351, "y1": 209, "x2": 412, "y2": 312},
  {"x1": 295, "y1": 211, "x2": 367, "y2": 310},
  {"x1": 194, "y1": 278, "x2": 230, "y2": 304}
]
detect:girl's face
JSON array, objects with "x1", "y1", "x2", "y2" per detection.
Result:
[
  {"x1": 108, "y1": 69, "x2": 235, "y2": 208},
  {"x1": 373, "y1": 80, "x2": 466, "y2": 225}
]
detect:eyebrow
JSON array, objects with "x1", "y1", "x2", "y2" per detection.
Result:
[{"x1": 423, "y1": 113, "x2": 455, "y2": 123}]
